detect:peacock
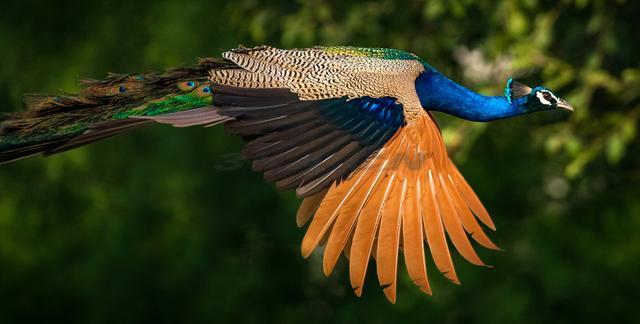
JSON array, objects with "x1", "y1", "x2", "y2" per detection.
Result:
[{"x1": 0, "y1": 45, "x2": 572, "y2": 303}]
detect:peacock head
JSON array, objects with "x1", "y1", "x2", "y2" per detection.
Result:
[{"x1": 505, "y1": 78, "x2": 573, "y2": 113}]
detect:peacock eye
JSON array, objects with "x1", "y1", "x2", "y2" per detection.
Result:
[
  {"x1": 542, "y1": 92, "x2": 552, "y2": 101},
  {"x1": 193, "y1": 85, "x2": 213, "y2": 98},
  {"x1": 178, "y1": 81, "x2": 198, "y2": 92}
]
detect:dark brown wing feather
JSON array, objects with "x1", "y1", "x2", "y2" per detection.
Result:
[{"x1": 212, "y1": 86, "x2": 404, "y2": 199}]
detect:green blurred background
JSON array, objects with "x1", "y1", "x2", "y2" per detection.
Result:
[{"x1": 0, "y1": 0, "x2": 639, "y2": 323}]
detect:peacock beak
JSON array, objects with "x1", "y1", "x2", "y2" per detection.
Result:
[{"x1": 556, "y1": 98, "x2": 574, "y2": 111}]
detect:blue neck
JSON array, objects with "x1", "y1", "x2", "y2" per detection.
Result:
[{"x1": 415, "y1": 70, "x2": 525, "y2": 121}]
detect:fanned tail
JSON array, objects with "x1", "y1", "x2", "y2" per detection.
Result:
[{"x1": 0, "y1": 58, "x2": 235, "y2": 165}]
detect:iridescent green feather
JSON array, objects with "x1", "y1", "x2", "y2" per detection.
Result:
[
  {"x1": 321, "y1": 46, "x2": 434, "y2": 71},
  {"x1": 113, "y1": 86, "x2": 213, "y2": 119},
  {"x1": 321, "y1": 46, "x2": 418, "y2": 60}
]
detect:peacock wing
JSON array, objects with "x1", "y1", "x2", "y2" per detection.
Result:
[
  {"x1": 298, "y1": 110, "x2": 501, "y2": 303},
  {"x1": 201, "y1": 80, "x2": 500, "y2": 302}
]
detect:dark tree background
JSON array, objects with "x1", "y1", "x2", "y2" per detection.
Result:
[{"x1": 0, "y1": 1, "x2": 638, "y2": 323}]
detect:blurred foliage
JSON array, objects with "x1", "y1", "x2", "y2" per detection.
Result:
[{"x1": 0, "y1": 0, "x2": 639, "y2": 323}]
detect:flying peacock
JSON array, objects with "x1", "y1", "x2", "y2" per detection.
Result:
[{"x1": 0, "y1": 45, "x2": 573, "y2": 303}]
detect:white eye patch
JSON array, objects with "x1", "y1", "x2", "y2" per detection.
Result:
[{"x1": 536, "y1": 91, "x2": 558, "y2": 105}]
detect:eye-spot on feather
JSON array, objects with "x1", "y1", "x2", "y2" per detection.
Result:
[
  {"x1": 178, "y1": 81, "x2": 198, "y2": 92},
  {"x1": 195, "y1": 85, "x2": 213, "y2": 98},
  {"x1": 122, "y1": 80, "x2": 145, "y2": 92},
  {"x1": 82, "y1": 82, "x2": 138, "y2": 96}
]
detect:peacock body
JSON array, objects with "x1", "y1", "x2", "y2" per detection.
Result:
[{"x1": 0, "y1": 45, "x2": 572, "y2": 303}]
